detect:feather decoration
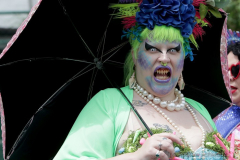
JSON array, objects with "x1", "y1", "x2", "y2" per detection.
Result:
[
  {"x1": 109, "y1": 3, "x2": 139, "y2": 18},
  {"x1": 192, "y1": 0, "x2": 206, "y2": 7},
  {"x1": 122, "y1": 16, "x2": 137, "y2": 29},
  {"x1": 119, "y1": 0, "x2": 142, "y2": 3},
  {"x1": 192, "y1": 24, "x2": 205, "y2": 40},
  {"x1": 195, "y1": 11, "x2": 212, "y2": 27},
  {"x1": 189, "y1": 34, "x2": 199, "y2": 50},
  {"x1": 227, "y1": 29, "x2": 240, "y2": 45}
]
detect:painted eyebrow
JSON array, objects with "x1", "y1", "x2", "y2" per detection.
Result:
[
  {"x1": 167, "y1": 44, "x2": 181, "y2": 52},
  {"x1": 145, "y1": 42, "x2": 162, "y2": 52}
]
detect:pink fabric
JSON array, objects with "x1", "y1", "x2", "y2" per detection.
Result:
[
  {"x1": 219, "y1": 9, "x2": 232, "y2": 102},
  {"x1": 0, "y1": 0, "x2": 42, "y2": 59},
  {"x1": 0, "y1": 94, "x2": 5, "y2": 160}
]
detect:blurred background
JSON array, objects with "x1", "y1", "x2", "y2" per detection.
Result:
[{"x1": 0, "y1": 0, "x2": 239, "y2": 160}]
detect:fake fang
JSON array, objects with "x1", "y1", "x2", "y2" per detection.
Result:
[
  {"x1": 154, "y1": 68, "x2": 170, "y2": 80},
  {"x1": 153, "y1": 67, "x2": 171, "y2": 84}
]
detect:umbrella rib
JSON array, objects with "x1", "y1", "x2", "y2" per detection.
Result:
[
  {"x1": 102, "y1": 46, "x2": 124, "y2": 64},
  {"x1": 99, "y1": 12, "x2": 115, "y2": 61},
  {"x1": 97, "y1": 9, "x2": 115, "y2": 58},
  {"x1": 87, "y1": 69, "x2": 99, "y2": 102},
  {"x1": 102, "y1": 41, "x2": 128, "y2": 58},
  {"x1": 106, "y1": 60, "x2": 124, "y2": 65},
  {"x1": 101, "y1": 70, "x2": 153, "y2": 135},
  {"x1": 0, "y1": 57, "x2": 94, "y2": 67},
  {"x1": 186, "y1": 84, "x2": 232, "y2": 104},
  {"x1": 58, "y1": 0, "x2": 95, "y2": 59},
  {"x1": 36, "y1": 65, "x2": 95, "y2": 113},
  {"x1": 7, "y1": 65, "x2": 96, "y2": 156}
]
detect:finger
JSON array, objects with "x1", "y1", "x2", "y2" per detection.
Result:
[
  {"x1": 155, "y1": 133, "x2": 183, "y2": 145},
  {"x1": 155, "y1": 150, "x2": 168, "y2": 160},
  {"x1": 160, "y1": 142, "x2": 175, "y2": 158}
]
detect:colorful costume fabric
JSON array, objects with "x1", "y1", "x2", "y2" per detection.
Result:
[
  {"x1": 215, "y1": 105, "x2": 240, "y2": 139},
  {"x1": 53, "y1": 86, "x2": 216, "y2": 160},
  {"x1": 215, "y1": 105, "x2": 240, "y2": 159}
]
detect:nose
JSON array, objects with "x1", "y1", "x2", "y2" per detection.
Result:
[
  {"x1": 157, "y1": 53, "x2": 170, "y2": 64},
  {"x1": 228, "y1": 70, "x2": 234, "y2": 81}
]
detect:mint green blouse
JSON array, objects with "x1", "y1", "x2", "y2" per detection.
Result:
[{"x1": 53, "y1": 86, "x2": 216, "y2": 160}]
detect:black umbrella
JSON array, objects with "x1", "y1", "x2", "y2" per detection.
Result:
[{"x1": 0, "y1": 0, "x2": 230, "y2": 159}]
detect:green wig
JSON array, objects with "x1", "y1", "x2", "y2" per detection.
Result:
[{"x1": 124, "y1": 25, "x2": 184, "y2": 86}]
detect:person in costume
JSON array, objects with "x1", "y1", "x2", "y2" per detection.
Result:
[
  {"x1": 54, "y1": 0, "x2": 227, "y2": 160},
  {"x1": 214, "y1": 29, "x2": 240, "y2": 158}
]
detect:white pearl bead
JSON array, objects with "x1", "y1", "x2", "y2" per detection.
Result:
[
  {"x1": 175, "y1": 88, "x2": 178, "y2": 92},
  {"x1": 147, "y1": 94, "x2": 154, "y2": 100},
  {"x1": 180, "y1": 94, "x2": 184, "y2": 97},
  {"x1": 167, "y1": 103, "x2": 175, "y2": 111},
  {"x1": 180, "y1": 103, "x2": 185, "y2": 109},
  {"x1": 146, "y1": 99, "x2": 149, "y2": 102},
  {"x1": 143, "y1": 91, "x2": 148, "y2": 96},
  {"x1": 182, "y1": 97, "x2": 185, "y2": 101},
  {"x1": 175, "y1": 104, "x2": 181, "y2": 111},
  {"x1": 137, "y1": 85, "x2": 141, "y2": 90},
  {"x1": 144, "y1": 97, "x2": 147, "y2": 100},
  {"x1": 153, "y1": 97, "x2": 161, "y2": 104},
  {"x1": 160, "y1": 101, "x2": 167, "y2": 108},
  {"x1": 157, "y1": 108, "x2": 160, "y2": 111},
  {"x1": 139, "y1": 88, "x2": 144, "y2": 92},
  {"x1": 154, "y1": 105, "x2": 157, "y2": 109}
]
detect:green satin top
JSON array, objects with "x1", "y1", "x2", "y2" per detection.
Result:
[{"x1": 53, "y1": 86, "x2": 216, "y2": 160}]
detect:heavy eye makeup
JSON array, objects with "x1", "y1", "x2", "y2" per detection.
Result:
[
  {"x1": 167, "y1": 44, "x2": 181, "y2": 53},
  {"x1": 145, "y1": 42, "x2": 181, "y2": 53}
]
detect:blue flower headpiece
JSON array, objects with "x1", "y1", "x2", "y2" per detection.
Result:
[
  {"x1": 227, "y1": 29, "x2": 240, "y2": 46},
  {"x1": 109, "y1": 0, "x2": 222, "y2": 61},
  {"x1": 136, "y1": 0, "x2": 196, "y2": 38}
]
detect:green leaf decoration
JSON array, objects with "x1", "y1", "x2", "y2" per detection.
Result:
[
  {"x1": 199, "y1": 3, "x2": 209, "y2": 20},
  {"x1": 208, "y1": 5, "x2": 222, "y2": 18}
]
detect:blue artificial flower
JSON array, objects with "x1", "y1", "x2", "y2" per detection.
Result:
[{"x1": 136, "y1": 0, "x2": 196, "y2": 38}]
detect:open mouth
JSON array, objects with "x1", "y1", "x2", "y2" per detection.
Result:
[{"x1": 153, "y1": 66, "x2": 171, "y2": 83}]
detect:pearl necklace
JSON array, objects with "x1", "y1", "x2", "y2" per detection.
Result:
[
  {"x1": 133, "y1": 83, "x2": 206, "y2": 159},
  {"x1": 134, "y1": 84, "x2": 185, "y2": 111}
]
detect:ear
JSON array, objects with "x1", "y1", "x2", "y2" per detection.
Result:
[{"x1": 131, "y1": 49, "x2": 137, "y2": 66}]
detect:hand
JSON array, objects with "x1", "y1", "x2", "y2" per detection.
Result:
[{"x1": 132, "y1": 133, "x2": 183, "y2": 160}]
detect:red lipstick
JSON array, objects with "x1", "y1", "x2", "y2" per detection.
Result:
[{"x1": 231, "y1": 86, "x2": 237, "y2": 94}]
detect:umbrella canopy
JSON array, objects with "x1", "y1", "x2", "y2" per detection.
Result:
[{"x1": 0, "y1": 0, "x2": 231, "y2": 159}]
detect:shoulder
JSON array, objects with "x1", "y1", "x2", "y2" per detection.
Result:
[{"x1": 84, "y1": 86, "x2": 133, "y2": 114}]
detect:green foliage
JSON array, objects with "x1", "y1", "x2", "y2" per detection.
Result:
[
  {"x1": 204, "y1": 131, "x2": 228, "y2": 158},
  {"x1": 120, "y1": 128, "x2": 192, "y2": 157},
  {"x1": 223, "y1": 0, "x2": 240, "y2": 30}
]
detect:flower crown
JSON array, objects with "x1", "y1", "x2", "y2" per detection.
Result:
[
  {"x1": 109, "y1": 0, "x2": 222, "y2": 61},
  {"x1": 227, "y1": 29, "x2": 240, "y2": 46}
]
